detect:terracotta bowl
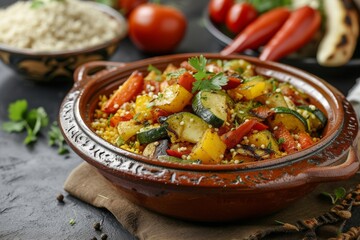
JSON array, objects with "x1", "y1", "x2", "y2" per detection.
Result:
[
  {"x1": 59, "y1": 53, "x2": 360, "y2": 222},
  {"x1": 0, "y1": 2, "x2": 127, "y2": 82}
]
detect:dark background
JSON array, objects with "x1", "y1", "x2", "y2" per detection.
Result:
[{"x1": 0, "y1": 0, "x2": 359, "y2": 239}]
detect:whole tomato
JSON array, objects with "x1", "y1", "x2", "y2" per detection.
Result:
[
  {"x1": 118, "y1": 0, "x2": 147, "y2": 17},
  {"x1": 208, "y1": 0, "x2": 234, "y2": 24},
  {"x1": 226, "y1": 3, "x2": 258, "y2": 34},
  {"x1": 128, "y1": 3, "x2": 187, "y2": 53}
]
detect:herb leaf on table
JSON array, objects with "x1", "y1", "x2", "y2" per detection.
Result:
[
  {"x1": 48, "y1": 121, "x2": 69, "y2": 155},
  {"x1": 321, "y1": 187, "x2": 347, "y2": 204},
  {"x1": 2, "y1": 99, "x2": 49, "y2": 145}
]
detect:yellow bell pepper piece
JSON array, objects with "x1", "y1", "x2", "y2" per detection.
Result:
[
  {"x1": 154, "y1": 84, "x2": 192, "y2": 113},
  {"x1": 134, "y1": 95, "x2": 153, "y2": 122},
  {"x1": 237, "y1": 80, "x2": 266, "y2": 100},
  {"x1": 117, "y1": 120, "x2": 142, "y2": 141},
  {"x1": 190, "y1": 129, "x2": 226, "y2": 164}
]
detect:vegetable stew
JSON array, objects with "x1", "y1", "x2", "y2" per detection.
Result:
[{"x1": 91, "y1": 56, "x2": 327, "y2": 165}]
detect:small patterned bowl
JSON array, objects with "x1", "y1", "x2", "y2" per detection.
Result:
[{"x1": 0, "y1": 2, "x2": 127, "y2": 82}]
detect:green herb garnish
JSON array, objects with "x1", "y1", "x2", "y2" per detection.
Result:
[
  {"x1": 147, "y1": 64, "x2": 162, "y2": 81},
  {"x1": 2, "y1": 99, "x2": 49, "y2": 145},
  {"x1": 48, "y1": 121, "x2": 69, "y2": 155},
  {"x1": 166, "y1": 68, "x2": 186, "y2": 80},
  {"x1": 189, "y1": 55, "x2": 228, "y2": 93},
  {"x1": 321, "y1": 187, "x2": 347, "y2": 204}
]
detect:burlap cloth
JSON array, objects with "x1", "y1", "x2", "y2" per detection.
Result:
[{"x1": 64, "y1": 161, "x2": 360, "y2": 240}]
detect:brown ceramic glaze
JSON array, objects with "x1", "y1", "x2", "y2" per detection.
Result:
[
  {"x1": 0, "y1": 2, "x2": 127, "y2": 82},
  {"x1": 59, "y1": 53, "x2": 360, "y2": 222}
]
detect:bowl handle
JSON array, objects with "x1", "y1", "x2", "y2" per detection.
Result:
[
  {"x1": 302, "y1": 146, "x2": 359, "y2": 183},
  {"x1": 73, "y1": 61, "x2": 127, "y2": 87}
]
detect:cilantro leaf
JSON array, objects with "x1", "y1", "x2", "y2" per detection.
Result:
[
  {"x1": 189, "y1": 55, "x2": 207, "y2": 72},
  {"x1": 210, "y1": 72, "x2": 228, "y2": 89},
  {"x1": 48, "y1": 122, "x2": 69, "y2": 155},
  {"x1": 188, "y1": 55, "x2": 228, "y2": 93},
  {"x1": 8, "y1": 99, "x2": 28, "y2": 121},
  {"x1": 2, "y1": 99, "x2": 49, "y2": 146},
  {"x1": 2, "y1": 121, "x2": 26, "y2": 133}
]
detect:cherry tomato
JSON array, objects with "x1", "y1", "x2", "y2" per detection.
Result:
[
  {"x1": 225, "y1": 3, "x2": 258, "y2": 34},
  {"x1": 208, "y1": 0, "x2": 234, "y2": 24},
  {"x1": 128, "y1": 3, "x2": 187, "y2": 53},
  {"x1": 117, "y1": 0, "x2": 147, "y2": 17}
]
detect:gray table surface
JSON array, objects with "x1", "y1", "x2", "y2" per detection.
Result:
[{"x1": 1, "y1": 1, "x2": 360, "y2": 239}]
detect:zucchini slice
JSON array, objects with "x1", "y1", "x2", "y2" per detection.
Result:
[
  {"x1": 192, "y1": 90, "x2": 228, "y2": 128},
  {"x1": 297, "y1": 106, "x2": 327, "y2": 132},
  {"x1": 269, "y1": 107, "x2": 308, "y2": 132},
  {"x1": 137, "y1": 125, "x2": 168, "y2": 144},
  {"x1": 247, "y1": 130, "x2": 280, "y2": 153},
  {"x1": 164, "y1": 112, "x2": 209, "y2": 143}
]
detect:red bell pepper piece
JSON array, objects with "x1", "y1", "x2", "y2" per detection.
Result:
[
  {"x1": 151, "y1": 108, "x2": 171, "y2": 123},
  {"x1": 166, "y1": 149, "x2": 191, "y2": 158},
  {"x1": 259, "y1": 6, "x2": 321, "y2": 61},
  {"x1": 177, "y1": 71, "x2": 196, "y2": 92},
  {"x1": 273, "y1": 123, "x2": 297, "y2": 154},
  {"x1": 143, "y1": 79, "x2": 161, "y2": 94},
  {"x1": 222, "y1": 76, "x2": 242, "y2": 90},
  {"x1": 102, "y1": 71, "x2": 144, "y2": 114},
  {"x1": 109, "y1": 113, "x2": 133, "y2": 127},
  {"x1": 250, "y1": 106, "x2": 275, "y2": 119},
  {"x1": 220, "y1": 119, "x2": 267, "y2": 149},
  {"x1": 297, "y1": 131, "x2": 314, "y2": 150},
  {"x1": 220, "y1": 7, "x2": 290, "y2": 56}
]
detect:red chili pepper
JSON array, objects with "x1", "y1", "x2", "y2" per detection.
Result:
[
  {"x1": 220, "y1": 7, "x2": 290, "y2": 56},
  {"x1": 259, "y1": 6, "x2": 321, "y2": 61},
  {"x1": 102, "y1": 71, "x2": 144, "y2": 114},
  {"x1": 221, "y1": 119, "x2": 267, "y2": 149}
]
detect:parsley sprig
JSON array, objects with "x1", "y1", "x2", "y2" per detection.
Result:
[
  {"x1": 2, "y1": 99, "x2": 48, "y2": 145},
  {"x1": 188, "y1": 55, "x2": 228, "y2": 93}
]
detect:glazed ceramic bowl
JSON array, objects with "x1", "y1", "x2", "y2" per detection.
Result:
[
  {"x1": 59, "y1": 53, "x2": 360, "y2": 222},
  {"x1": 0, "y1": 2, "x2": 127, "y2": 82}
]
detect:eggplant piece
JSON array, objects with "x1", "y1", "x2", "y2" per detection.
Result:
[{"x1": 142, "y1": 139, "x2": 169, "y2": 158}]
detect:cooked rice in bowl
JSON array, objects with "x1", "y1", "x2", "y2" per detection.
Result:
[{"x1": 0, "y1": 0, "x2": 121, "y2": 51}]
